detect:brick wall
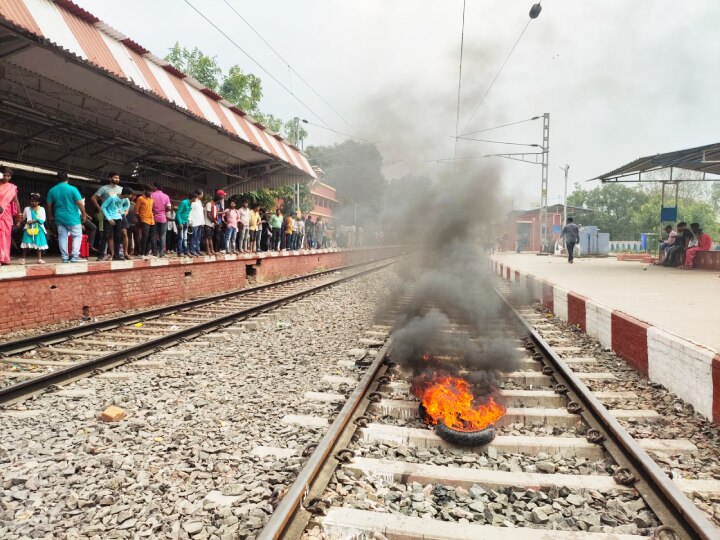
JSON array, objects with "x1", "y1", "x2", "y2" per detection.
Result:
[
  {"x1": 541, "y1": 281, "x2": 554, "y2": 312},
  {"x1": 713, "y1": 358, "x2": 720, "y2": 423},
  {"x1": 611, "y1": 312, "x2": 649, "y2": 377},
  {"x1": 0, "y1": 247, "x2": 399, "y2": 334},
  {"x1": 567, "y1": 293, "x2": 587, "y2": 332},
  {"x1": 648, "y1": 327, "x2": 714, "y2": 419},
  {"x1": 585, "y1": 299, "x2": 613, "y2": 350},
  {"x1": 552, "y1": 287, "x2": 568, "y2": 322}
]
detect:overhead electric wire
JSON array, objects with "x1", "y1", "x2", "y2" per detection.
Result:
[
  {"x1": 462, "y1": 116, "x2": 540, "y2": 136},
  {"x1": 182, "y1": 0, "x2": 331, "y2": 129},
  {"x1": 302, "y1": 119, "x2": 374, "y2": 143},
  {"x1": 453, "y1": 0, "x2": 467, "y2": 161},
  {"x1": 308, "y1": 143, "x2": 382, "y2": 163},
  {"x1": 222, "y1": 0, "x2": 359, "y2": 136},
  {"x1": 460, "y1": 11, "x2": 537, "y2": 136},
  {"x1": 454, "y1": 136, "x2": 539, "y2": 147}
]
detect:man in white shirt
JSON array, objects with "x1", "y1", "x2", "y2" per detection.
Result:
[{"x1": 187, "y1": 190, "x2": 205, "y2": 256}]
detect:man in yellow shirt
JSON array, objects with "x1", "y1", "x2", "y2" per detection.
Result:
[
  {"x1": 284, "y1": 212, "x2": 294, "y2": 251},
  {"x1": 249, "y1": 203, "x2": 260, "y2": 253},
  {"x1": 134, "y1": 185, "x2": 155, "y2": 258}
]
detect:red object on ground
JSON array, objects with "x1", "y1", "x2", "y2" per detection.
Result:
[{"x1": 67, "y1": 234, "x2": 89, "y2": 258}]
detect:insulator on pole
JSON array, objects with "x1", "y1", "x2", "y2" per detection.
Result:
[{"x1": 529, "y1": 3, "x2": 542, "y2": 19}]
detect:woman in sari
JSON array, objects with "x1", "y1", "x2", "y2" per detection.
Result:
[{"x1": 0, "y1": 167, "x2": 20, "y2": 265}]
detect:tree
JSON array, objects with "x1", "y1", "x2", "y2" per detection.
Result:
[
  {"x1": 166, "y1": 43, "x2": 270, "y2": 122},
  {"x1": 233, "y1": 184, "x2": 313, "y2": 215},
  {"x1": 568, "y1": 183, "x2": 649, "y2": 239},
  {"x1": 283, "y1": 117, "x2": 308, "y2": 147},
  {"x1": 305, "y1": 141, "x2": 386, "y2": 210},
  {"x1": 569, "y1": 181, "x2": 720, "y2": 240},
  {"x1": 219, "y1": 65, "x2": 263, "y2": 112},
  {"x1": 251, "y1": 112, "x2": 283, "y2": 133},
  {"x1": 275, "y1": 183, "x2": 313, "y2": 215},
  {"x1": 165, "y1": 43, "x2": 222, "y2": 90}
]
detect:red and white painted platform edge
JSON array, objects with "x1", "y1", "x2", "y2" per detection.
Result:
[
  {"x1": 0, "y1": 248, "x2": 349, "y2": 282},
  {"x1": 491, "y1": 258, "x2": 720, "y2": 424}
]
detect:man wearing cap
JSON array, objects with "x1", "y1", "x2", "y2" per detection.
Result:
[{"x1": 214, "y1": 189, "x2": 226, "y2": 252}]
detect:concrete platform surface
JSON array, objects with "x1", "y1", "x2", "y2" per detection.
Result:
[{"x1": 494, "y1": 253, "x2": 720, "y2": 351}]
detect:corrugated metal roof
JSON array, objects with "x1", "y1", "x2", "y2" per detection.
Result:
[
  {"x1": 0, "y1": 0, "x2": 313, "y2": 178},
  {"x1": 594, "y1": 143, "x2": 720, "y2": 182},
  {"x1": 0, "y1": 0, "x2": 41, "y2": 34}
]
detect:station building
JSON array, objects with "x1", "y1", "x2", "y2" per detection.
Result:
[
  {"x1": 309, "y1": 182, "x2": 339, "y2": 222},
  {"x1": 500, "y1": 204, "x2": 588, "y2": 252},
  {"x1": 0, "y1": 0, "x2": 395, "y2": 333}
]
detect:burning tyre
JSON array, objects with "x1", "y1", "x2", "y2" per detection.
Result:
[
  {"x1": 436, "y1": 420, "x2": 497, "y2": 446},
  {"x1": 414, "y1": 373, "x2": 504, "y2": 446}
]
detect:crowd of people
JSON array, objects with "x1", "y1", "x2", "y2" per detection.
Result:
[
  {"x1": 0, "y1": 169, "x2": 371, "y2": 265},
  {"x1": 658, "y1": 222, "x2": 713, "y2": 269}
]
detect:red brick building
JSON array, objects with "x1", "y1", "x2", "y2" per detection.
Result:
[
  {"x1": 309, "y1": 182, "x2": 339, "y2": 221},
  {"x1": 500, "y1": 204, "x2": 585, "y2": 252}
]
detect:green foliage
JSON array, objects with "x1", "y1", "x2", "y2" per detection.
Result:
[
  {"x1": 275, "y1": 183, "x2": 313, "y2": 215},
  {"x1": 568, "y1": 181, "x2": 720, "y2": 240},
  {"x1": 567, "y1": 183, "x2": 649, "y2": 239},
  {"x1": 283, "y1": 117, "x2": 309, "y2": 147},
  {"x1": 251, "y1": 112, "x2": 283, "y2": 133},
  {"x1": 232, "y1": 184, "x2": 313, "y2": 216},
  {"x1": 165, "y1": 42, "x2": 222, "y2": 90},
  {"x1": 165, "y1": 43, "x2": 278, "y2": 130},
  {"x1": 305, "y1": 141, "x2": 386, "y2": 209},
  {"x1": 219, "y1": 65, "x2": 263, "y2": 112}
]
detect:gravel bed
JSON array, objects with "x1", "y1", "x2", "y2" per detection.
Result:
[
  {"x1": 0, "y1": 267, "x2": 395, "y2": 540},
  {"x1": 313, "y1": 468, "x2": 657, "y2": 535},
  {"x1": 350, "y1": 441, "x2": 613, "y2": 476},
  {"x1": 0, "y1": 268, "x2": 351, "y2": 345},
  {"x1": 525, "y1": 302, "x2": 720, "y2": 525},
  {"x1": 369, "y1": 412, "x2": 587, "y2": 439}
]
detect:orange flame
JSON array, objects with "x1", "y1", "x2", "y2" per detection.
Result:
[{"x1": 412, "y1": 373, "x2": 505, "y2": 432}]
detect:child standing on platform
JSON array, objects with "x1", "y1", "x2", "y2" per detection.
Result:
[{"x1": 19, "y1": 193, "x2": 48, "y2": 264}]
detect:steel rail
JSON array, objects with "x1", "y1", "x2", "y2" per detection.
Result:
[
  {"x1": 498, "y1": 290, "x2": 718, "y2": 540},
  {"x1": 257, "y1": 340, "x2": 393, "y2": 540},
  {"x1": 0, "y1": 259, "x2": 400, "y2": 406},
  {"x1": 0, "y1": 255, "x2": 400, "y2": 357}
]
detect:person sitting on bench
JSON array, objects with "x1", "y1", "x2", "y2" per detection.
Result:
[{"x1": 684, "y1": 223, "x2": 713, "y2": 269}]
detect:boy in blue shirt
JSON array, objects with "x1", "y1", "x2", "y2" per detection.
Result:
[{"x1": 101, "y1": 186, "x2": 133, "y2": 261}]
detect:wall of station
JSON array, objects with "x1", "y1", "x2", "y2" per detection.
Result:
[
  {"x1": 492, "y1": 259, "x2": 720, "y2": 424},
  {"x1": 0, "y1": 247, "x2": 400, "y2": 335}
]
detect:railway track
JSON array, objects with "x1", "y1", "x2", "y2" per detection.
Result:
[
  {"x1": 255, "y1": 278, "x2": 720, "y2": 540},
  {"x1": 0, "y1": 256, "x2": 403, "y2": 406}
]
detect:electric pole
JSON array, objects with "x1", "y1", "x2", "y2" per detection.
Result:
[{"x1": 560, "y1": 163, "x2": 570, "y2": 233}]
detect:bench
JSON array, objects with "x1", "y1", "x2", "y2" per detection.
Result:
[{"x1": 695, "y1": 250, "x2": 720, "y2": 270}]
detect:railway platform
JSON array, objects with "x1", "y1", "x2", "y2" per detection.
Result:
[
  {"x1": 492, "y1": 252, "x2": 720, "y2": 423},
  {"x1": 0, "y1": 246, "x2": 398, "y2": 336}
]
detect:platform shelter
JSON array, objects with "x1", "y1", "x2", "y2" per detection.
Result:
[{"x1": 0, "y1": 0, "x2": 315, "y2": 197}]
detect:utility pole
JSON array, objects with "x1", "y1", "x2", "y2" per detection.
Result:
[
  {"x1": 558, "y1": 164, "x2": 570, "y2": 249},
  {"x1": 540, "y1": 113, "x2": 550, "y2": 253},
  {"x1": 483, "y1": 112, "x2": 550, "y2": 254},
  {"x1": 294, "y1": 117, "x2": 301, "y2": 214}
]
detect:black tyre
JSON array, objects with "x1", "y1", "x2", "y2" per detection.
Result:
[{"x1": 436, "y1": 420, "x2": 497, "y2": 446}]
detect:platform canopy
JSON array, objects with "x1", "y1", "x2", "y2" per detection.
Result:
[
  {"x1": 592, "y1": 142, "x2": 720, "y2": 183},
  {"x1": 0, "y1": 0, "x2": 315, "y2": 193}
]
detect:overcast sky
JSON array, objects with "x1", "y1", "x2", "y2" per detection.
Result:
[{"x1": 78, "y1": 0, "x2": 720, "y2": 208}]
